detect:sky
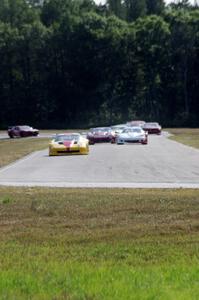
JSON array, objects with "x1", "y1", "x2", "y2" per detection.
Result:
[
  {"x1": 165, "y1": 0, "x2": 196, "y2": 3},
  {"x1": 95, "y1": 0, "x2": 197, "y2": 5}
]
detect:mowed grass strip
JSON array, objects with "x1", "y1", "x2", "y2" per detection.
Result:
[
  {"x1": 0, "y1": 137, "x2": 50, "y2": 168},
  {"x1": 0, "y1": 187, "x2": 198, "y2": 299},
  {"x1": 167, "y1": 128, "x2": 199, "y2": 149}
]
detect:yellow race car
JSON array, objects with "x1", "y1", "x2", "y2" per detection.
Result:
[{"x1": 49, "y1": 133, "x2": 89, "y2": 156}]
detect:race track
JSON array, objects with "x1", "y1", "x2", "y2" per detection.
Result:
[{"x1": 0, "y1": 134, "x2": 199, "y2": 188}]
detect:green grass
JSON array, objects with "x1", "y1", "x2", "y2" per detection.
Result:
[
  {"x1": 167, "y1": 128, "x2": 199, "y2": 149},
  {"x1": 0, "y1": 187, "x2": 198, "y2": 299}
]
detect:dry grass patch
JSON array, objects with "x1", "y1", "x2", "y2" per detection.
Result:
[
  {"x1": 0, "y1": 187, "x2": 198, "y2": 245},
  {"x1": 167, "y1": 128, "x2": 199, "y2": 149},
  {"x1": 0, "y1": 137, "x2": 50, "y2": 168}
]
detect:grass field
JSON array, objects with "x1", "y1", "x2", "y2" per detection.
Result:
[
  {"x1": 167, "y1": 128, "x2": 199, "y2": 149},
  {"x1": 0, "y1": 187, "x2": 198, "y2": 299}
]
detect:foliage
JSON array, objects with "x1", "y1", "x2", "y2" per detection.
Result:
[{"x1": 0, "y1": 0, "x2": 198, "y2": 128}]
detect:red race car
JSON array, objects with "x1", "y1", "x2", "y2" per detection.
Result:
[
  {"x1": 8, "y1": 125, "x2": 39, "y2": 138},
  {"x1": 143, "y1": 122, "x2": 162, "y2": 134},
  {"x1": 87, "y1": 127, "x2": 115, "y2": 144}
]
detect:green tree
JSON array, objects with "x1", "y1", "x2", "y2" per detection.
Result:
[
  {"x1": 99, "y1": 15, "x2": 132, "y2": 123},
  {"x1": 164, "y1": 10, "x2": 199, "y2": 125},
  {"x1": 146, "y1": 0, "x2": 165, "y2": 15},
  {"x1": 107, "y1": 0, "x2": 123, "y2": 18},
  {"x1": 0, "y1": 0, "x2": 39, "y2": 26},
  {"x1": 169, "y1": 0, "x2": 191, "y2": 10},
  {"x1": 134, "y1": 15, "x2": 170, "y2": 120},
  {"x1": 0, "y1": 23, "x2": 20, "y2": 125},
  {"x1": 125, "y1": 0, "x2": 147, "y2": 22},
  {"x1": 17, "y1": 21, "x2": 49, "y2": 123}
]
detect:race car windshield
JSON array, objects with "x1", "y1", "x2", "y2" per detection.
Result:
[
  {"x1": 112, "y1": 126, "x2": 125, "y2": 130},
  {"x1": 130, "y1": 121, "x2": 145, "y2": 125},
  {"x1": 55, "y1": 135, "x2": 79, "y2": 142},
  {"x1": 91, "y1": 128, "x2": 111, "y2": 132},
  {"x1": 19, "y1": 126, "x2": 32, "y2": 130},
  {"x1": 123, "y1": 128, "x2": 142, "y2": 133},
  {"x1": 144, "y1": 123, "x2": 158, "y2": 127}
]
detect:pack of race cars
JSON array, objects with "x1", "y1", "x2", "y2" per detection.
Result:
[{"x1": 7, "y1": 121, "x2": 162, "y2": 156}]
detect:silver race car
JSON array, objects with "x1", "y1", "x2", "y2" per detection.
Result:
[{"x1": 116, "y1": 127, "x2": 148, "y2": 145}]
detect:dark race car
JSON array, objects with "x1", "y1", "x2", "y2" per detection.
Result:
[
  {"x1": 143, "y1": 122, "x2": 162, "y2": 135},
  {"x1": 87, "y1": 127, "x2": 115, "y2": 144},
  {"x1": 8, "y1": 125, "x2": 39, "y2": 138}
]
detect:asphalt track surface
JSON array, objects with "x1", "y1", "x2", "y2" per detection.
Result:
[{"x1": 0, "y1": 134, "x2": 199, "y2": 188}]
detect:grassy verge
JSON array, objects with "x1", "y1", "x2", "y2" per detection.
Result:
[
  {"x1": 167, "y1": 128, "x2": 199, "y2": 149},
  {"x1": 0, "y1": 138, "x2": 50, "y2": 168},
  {"x1": 0, "y1": 187, "x2": 198, "y2": 299}
]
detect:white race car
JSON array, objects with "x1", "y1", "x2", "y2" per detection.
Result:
[{"x1": 116, "y1": 127, "x2": 148, "y2": 145}]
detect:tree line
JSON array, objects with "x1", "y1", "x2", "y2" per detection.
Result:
[{"x1": 0, "y1": 0, "x2": 198, "y2": 128}]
